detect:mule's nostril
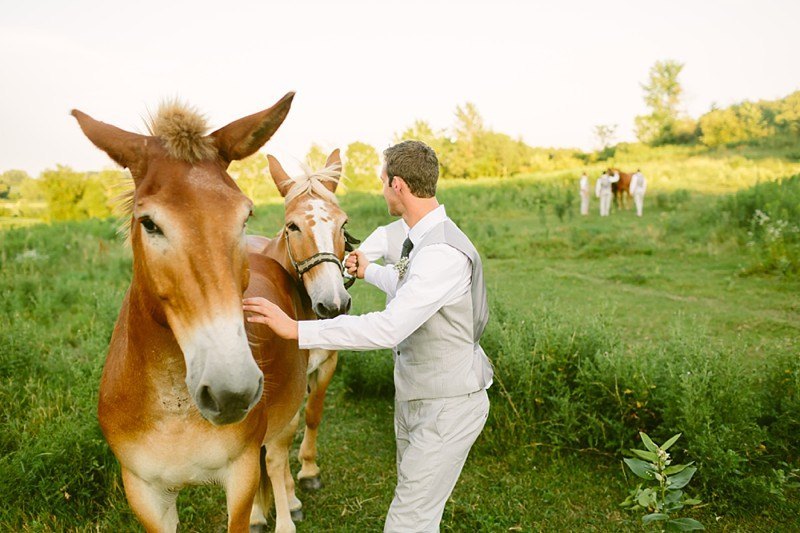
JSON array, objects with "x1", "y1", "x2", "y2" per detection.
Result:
[
  {"x1": 314, "y1": 303, "x2": 329, "y2": 318},
  {"x1": 198, "y1": 385, "x2": 219, "y2": 413},
  {"x1": 249, "y1": 374, "x2": 264, "y2": 408},
  {"x1": 344, "y1": 298, "x2": 352, "y2": 313}
]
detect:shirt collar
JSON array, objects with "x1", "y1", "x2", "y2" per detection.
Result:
[{"x1": 407, "y1": 205, "x2": 446, "y2": 247}]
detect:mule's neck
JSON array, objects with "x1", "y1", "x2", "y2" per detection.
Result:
[{"x1": 125, "y1": 267, "x2": 185, "y2": 372}]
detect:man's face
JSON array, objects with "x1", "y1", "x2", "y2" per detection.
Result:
[{"x1": 381, "y1": 164, "x2": 402, "y2": 217}]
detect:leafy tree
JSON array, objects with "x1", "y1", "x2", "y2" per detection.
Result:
[
  {"x1": 775, "y1": 91, "x2": 800, "y2": 135},
  {"x1": 699, "y1": 102, "x2": 770, "y2": 147},
  {"x1": 344, "y1": 142, "x2": 380, "y2": 191},
  {"x1": 228, "y1": 152, "x2": 280, "y2": 204},
  {"x1": 0, "y1": 170, "x2": 31, "y2": 199},
  {"x1": 39, "y1": 166, "x2": 113, "y2": 221},
  {"x1": 635, "y1": 60, "x2": 696, "y2": 145},
  {"x1": 593, "y1": 124, "x2": 618, "y2": 150},
  {"x1": 305, "y1": 143, "x2": 329, "y2": 171}
]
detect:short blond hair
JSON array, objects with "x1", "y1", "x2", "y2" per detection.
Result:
[{"x1": 383, "y1": 140, "x2": 439, "y2": 198}]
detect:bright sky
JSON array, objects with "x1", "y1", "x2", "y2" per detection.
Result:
[{"x1": 2, "y1": 0, "x2": 799, "y2": 176}]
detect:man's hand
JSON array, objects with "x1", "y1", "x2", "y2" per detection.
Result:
[
  {"x1": 344, "y1": 250, "x2": 369, "y2": 279},
  {"x1": 243, "y1": 297, "x2": 298, "y2": 340}
]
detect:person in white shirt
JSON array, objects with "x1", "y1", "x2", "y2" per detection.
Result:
[
  {"x1": 579, "y1": 172, "x2": 590, "y2": 216},
  {"x1": 630, "y1": 169, "x2": 647, "y2": 217},
  {"x1": 595, "y1": 171, "x2": 612, "y2": 216},
  {"x1": 244, "y1": 140, "x2": 492, "y2": 533}
]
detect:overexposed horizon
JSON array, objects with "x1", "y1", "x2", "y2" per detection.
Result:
[{"x1": 2, "y1": 0, "x2": 799, "y2": 177}]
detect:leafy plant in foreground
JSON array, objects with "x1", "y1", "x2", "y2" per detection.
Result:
[{"x1": 621, "y1": 432, "x2": 704, "y2": 531}]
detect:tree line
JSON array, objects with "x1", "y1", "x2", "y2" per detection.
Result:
[
  {"x1": 630, "y1": 60, "x2": 800, "y2": 148},
  {"x1": 2, "y1": 62, "x2": 798, "y2": 222}
]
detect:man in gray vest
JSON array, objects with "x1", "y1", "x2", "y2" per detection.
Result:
[{"x1": 244, "y1": 140, "x2": 493, "y2": 532}]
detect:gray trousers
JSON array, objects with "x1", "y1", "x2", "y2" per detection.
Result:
[{"x1": 385, "y1": 389, "x2": 489, "y2": 532}]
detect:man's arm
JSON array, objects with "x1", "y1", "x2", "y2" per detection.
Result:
[
  {"x1": 363, "y1": 262, "x2": 399, "y2": 296},
  {"x1": 300, "y1": 244, "x2": 470, "y2": 350},
  {"x1": 355, "y1": 225, "x2": 388, "y2": 263},
  {"x1": 244, "y1": 245, "x2": 471, "y2": 351}
]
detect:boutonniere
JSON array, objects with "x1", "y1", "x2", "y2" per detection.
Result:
[{"x1": 394, "y1": 257, "x2": 410, "y2": 279}]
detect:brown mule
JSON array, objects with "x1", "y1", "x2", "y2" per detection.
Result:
[
  {"x1": 72, "y1": 93, "x2": 304, "y2": 533},
  {"x1": 609, "y1": 167, "x2": 633, "y2": 210},
  {"x1": 246, "y1": 150, "x2": 351, "y2": 515}
]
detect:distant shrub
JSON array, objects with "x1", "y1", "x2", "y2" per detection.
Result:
[{"x1": 714, "y1": 175, "x2": 800, "y2": 276}]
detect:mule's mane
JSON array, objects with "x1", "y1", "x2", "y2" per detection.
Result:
[
  {"x1": 284, "y1": 162, "x2": 342, "y2": 205},
  {"x1": 146, "y1": 100, "x2": 217, "y2": 163}
]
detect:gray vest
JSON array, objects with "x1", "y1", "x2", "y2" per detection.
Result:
[{"x1": 393, "y1": 219, "x2": 493, "y2": 401}]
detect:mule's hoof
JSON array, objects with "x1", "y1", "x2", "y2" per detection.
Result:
[
  {"x1": 291, "y1": 507, "x2": 304, "y2": 522},
  {"x1": 298, "y1": 475, "x2": 323, "y2": 491},
  {"x1": 249, "y1": 524, "x2": 267, "y2": 533}
]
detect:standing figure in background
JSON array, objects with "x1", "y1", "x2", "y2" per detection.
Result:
[
  {"x1": 579, "y1": 171, "x2": 590, "y2": 216},
  {"x1": 630, "y1": 168, "x2": 647, "y2": 217},
  {"x1": 596, "y1": 171, "x2": 612, "y2": 217}
]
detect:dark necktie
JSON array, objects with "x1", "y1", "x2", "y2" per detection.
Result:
[{"x1": 401, "y1": 237, "x2": 414, "y2": 259}]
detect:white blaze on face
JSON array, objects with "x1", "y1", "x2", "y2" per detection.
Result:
[{"x1": 306, "y1": 199, "x2": 346, "y2": 310}]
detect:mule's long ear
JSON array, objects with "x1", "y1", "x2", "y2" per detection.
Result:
[
  {"x1": 322, "y1": 148, "x2": 342, "y2": 193},
  {"x1": 211, "y1": 92, "x2": 295, "y2": 165},
  {"x1": 267, "y1": 155, "x2": 293, "y2": 198},
  {"x1": 71, "y1": 109, "x2": 149, "y2": 177}
]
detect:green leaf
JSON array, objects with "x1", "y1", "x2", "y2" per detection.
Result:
[
  {"x1": 683, "y1": 498, "x2": 703, "y2": 506},
  {"x1": 624, "y1": 458, "x2": 656, "y2": 480},
  {"x1": 637, "y1": 489, "x2": 655, "y2": 508},
  {"x1": 668, "y1": 466, "x2": 697, "y2": 489},
  {"x1": 632, "y1": 449, "x2": 659, "y2": 462},
  {"x1": 661, "y1": 433, "x2": 682, "y2": 451},
  {"x1": 665, "y1": 489, "x2": 683, "y2": 503},
  {"x1": 666, "y1": 517, "x2": 705, "y2": 531},
  {"x1": 642, "y1": 513, "x2": 669, "y2": 524},
  {"x1": 640, "y1": 432, "x2": 659, "y2": 453},
  {"x1": 664, "y1": 462, "x2": 693, "y2": 476}
]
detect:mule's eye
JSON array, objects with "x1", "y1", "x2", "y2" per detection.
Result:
[
  {"x1": 139, "y1": 217, "x2": 162, "y2": 235},
  {"x1": 287, "y1": 222, "x2": 300, "y2": 232}
]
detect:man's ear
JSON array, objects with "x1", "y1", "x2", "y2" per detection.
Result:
[{"x1": 392, "y1": 176, "x2": 405, "y2": 194}]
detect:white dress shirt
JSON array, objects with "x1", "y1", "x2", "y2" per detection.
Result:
[
  {"x1": 299, "y1": 205, "x2": 471, "y2": 351},
  {"x1": 356, "y1": 219, "x2": 409, "y2": 263}
]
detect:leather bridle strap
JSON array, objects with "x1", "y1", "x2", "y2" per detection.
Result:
[{"x1": 284, "y1": 230, "x2": 360, "y2": 290}]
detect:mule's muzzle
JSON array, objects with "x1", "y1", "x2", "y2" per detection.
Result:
[
  {"x1": 313, "y1": 294, "x2": 351, "y2": 319},
  {"x1": 195, "y1": 373, "x2": 264, "y2": 425}
]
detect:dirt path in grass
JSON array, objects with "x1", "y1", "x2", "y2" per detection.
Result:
[{"x1": 544, "y1": 266, "x2": 800, "y2": 331}]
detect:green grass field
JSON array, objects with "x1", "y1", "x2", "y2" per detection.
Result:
[{"x1": 1, "y1": 152, "x2": 799, "y2": 531}]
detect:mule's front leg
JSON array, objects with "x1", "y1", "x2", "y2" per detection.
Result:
[
  {"x1": 121, "y1": 468, "x2": 179, "y2": 533},
  {"x1": 225, "y1": 446, "x2": 262, "y2": 533},
  {"x1": 266, "y1": 413, "x2": 301, "y2": 533},
  {"x1": 298, "y1": 350, "x2": 338, "y2": 490}
]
